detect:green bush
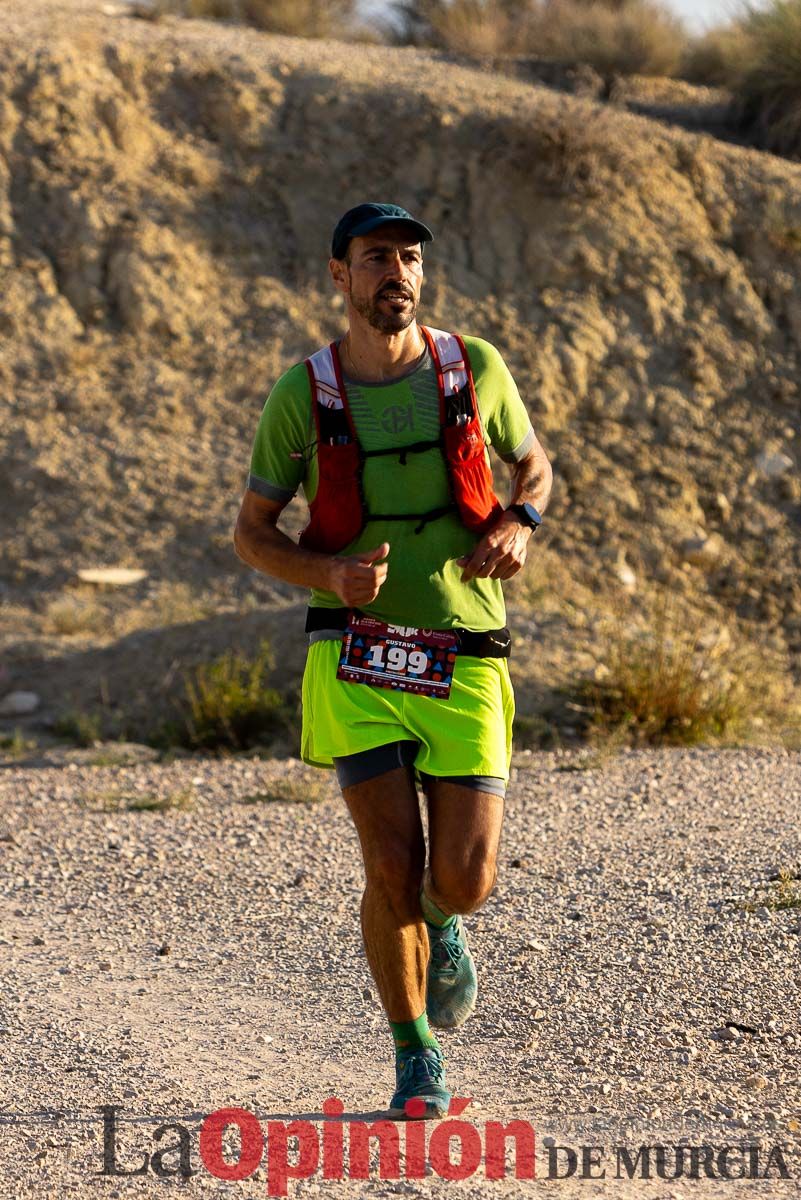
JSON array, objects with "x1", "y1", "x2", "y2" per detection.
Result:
[
  {"x1": 53, "y1": 709, "x2": 103, "y2": 747},
  {"x1": 178, "y1": 640, "x2": 289, "y2": 751}
]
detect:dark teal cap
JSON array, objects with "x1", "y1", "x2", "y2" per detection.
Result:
[{"x1": 331, "y1": 203, "x2": 434, "y2": 260}]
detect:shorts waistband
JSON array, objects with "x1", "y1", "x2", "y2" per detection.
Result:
[{"x1": 304, "y1": 607, "x2": 511, "y2": 659}]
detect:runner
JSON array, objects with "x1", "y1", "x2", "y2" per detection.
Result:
[{"x1": 234, "y1": 203, "x2": 553, "y2": 1118}]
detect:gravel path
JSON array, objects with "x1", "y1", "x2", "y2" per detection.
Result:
[{"x1": 1, "y1": 747, "x2": 799, "y2": 1196}]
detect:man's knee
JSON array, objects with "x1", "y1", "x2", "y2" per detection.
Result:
[
  {"x1": 364, "y1": 842, "x2": 426, "y2": 910},
  {"x1": 430, "y1": 852, "x2": 498, "y2": 915}
]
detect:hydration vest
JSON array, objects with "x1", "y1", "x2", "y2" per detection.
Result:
[{"x1": 298, "y1": 326, "x2": 504, "y2": 555}]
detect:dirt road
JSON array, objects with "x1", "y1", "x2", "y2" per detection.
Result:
[{"x1": 1, "y1": 747, "x2": 799, "y2": 1196}]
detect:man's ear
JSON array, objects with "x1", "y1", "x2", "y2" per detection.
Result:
[{"x1": 329, "y1": 257, "x2": 349, "y2": 296}]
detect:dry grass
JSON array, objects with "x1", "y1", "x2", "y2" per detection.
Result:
[
  {"x1": 155, "y1": 0, "x2": 358, "y2": 36},
  {"x1": 728, "y1": 0, "x2": 801, "y2": 156},
  {"x1": 741, "y1": 868, "x2": 801, "y2": 912},
  {"x1": 525, "y1": 0, "x2": 687, "y2": 77},
  {"x1": 44, "y1": 595, "x2": 108, "y2": 637},
  {"x1": 154, "y1": 581, "x2": 215, "y2": 628},
  {"x1": 85, "y1": 788, "x2": 194, "y2": 813},
  {"x1": 241, "y1": 775, "x2": 329, "y2": 804},
  {"x1": 681, "y1": 23, "x2": 755, "y2": 85},
  {"x1": 563, "y1": 603, "x2": 792, "y2": 747},
  {"x1": 398, "y1": 0, "x2": 515, "y2": 55},
  {"x1": 398, "y1": 0, "x2": 687, "y2": 76}
]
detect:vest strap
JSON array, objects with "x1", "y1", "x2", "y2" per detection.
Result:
[
  {"x1": 366, "y1": 503, "x2": 457, "y2": 534},
  {"x1": 362, "y1": 437, "x2": 443, "y2": 465}
]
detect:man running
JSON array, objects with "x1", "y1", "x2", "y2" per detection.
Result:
[{"x1": 234, "y1": 202, "x2": 553, "y2": 1118}]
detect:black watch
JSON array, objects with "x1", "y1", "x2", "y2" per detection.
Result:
[{"x1": 507, "y1": 502, "x2": 542, "y2": 532}]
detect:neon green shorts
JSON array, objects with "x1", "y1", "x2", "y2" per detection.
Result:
[{"x1": 300, "y1": 638, "x2": 515, "y2": 780}]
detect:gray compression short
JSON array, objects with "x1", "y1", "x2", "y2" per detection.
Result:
[{"x1": 333, "y1": 739, "x2": 506, "y2": 797}]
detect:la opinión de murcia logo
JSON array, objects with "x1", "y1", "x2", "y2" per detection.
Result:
[
  {"x1": 98, "y1": 1103, "x2": 793, "y2": 1194},
  {"x1": 100, "y1": 1100, "x2": 534, "y2": 1193}
]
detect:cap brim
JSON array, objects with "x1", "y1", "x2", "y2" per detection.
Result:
[{"x1": 347, "y1": 215, "x2": 434, "y2": 247}]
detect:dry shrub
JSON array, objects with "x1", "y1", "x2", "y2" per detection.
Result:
[
  {"x1": 564, "y1": 604, "x2": 793, "y2": 746},
  {"x1": 156, "y1": 0, "x2": 357, "y2": 36},
  {"x1": 178, "y1": 640, "x2": 288, "y2": 751},
  {"x1": 524, "y1": 0, "x2": 687, "y2": 77},
  {"x1": 240, "y1": 0, "x2": 355, "y2": 36},
  {"x1": 45, "y1": 595, "x2": 108, "y2": 636},
  {"x1": 397, "y1": 0, "x2": 686, "y2": 75},
  {"x1": 397, "y1": 0, "x2": 516, "y2": 55},
  {"x1": 681, "y1": 23, "x2": 755, "y2": 86},
  {"x1": 728, "y1": 0, "x2": 801, "y2": 157}
]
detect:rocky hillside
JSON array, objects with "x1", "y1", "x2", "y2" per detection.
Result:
[{"x1": 1, "y1": 0, "x2": 800, "y2": 732}]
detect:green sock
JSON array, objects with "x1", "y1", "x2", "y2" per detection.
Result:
[
  {"x1": 420, "y1": 888, "x2": 456, "y2": 928},
  {"x1": 390, "y1": 1011, "x2": 439, "y2": 1052}
]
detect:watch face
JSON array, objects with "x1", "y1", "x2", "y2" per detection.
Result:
[{"x1": 522, "y1": 503, "x2": 542, "y2": 527}]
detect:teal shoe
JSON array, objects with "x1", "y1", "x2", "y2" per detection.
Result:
[
  {"x1": 426, "y1": 916, "x2": 478, "y2": 1029},
  {"x1": 389, "y1": 1047, "x2": 451, "y2": 1119}
]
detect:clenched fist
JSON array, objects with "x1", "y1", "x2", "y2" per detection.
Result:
[{"x1": 328, "y1": 543, "x2": 390, "y2": 607}]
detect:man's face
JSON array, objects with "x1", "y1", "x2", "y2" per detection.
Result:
[{"x1": 331, "y1": 224, "x2": 424, "y2": 334}]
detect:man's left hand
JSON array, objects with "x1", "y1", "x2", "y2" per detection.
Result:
[{"x1": 456, "y1": 511, "x2": 532, "y2": 582}]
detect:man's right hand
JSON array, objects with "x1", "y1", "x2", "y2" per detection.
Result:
[{"x1": 327, "y1": 543, "x2": 390, "y2": 607}]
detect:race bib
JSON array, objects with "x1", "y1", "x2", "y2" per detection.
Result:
[{"x1": 337, "y1": 614, "x2": 459, "y2": 699}]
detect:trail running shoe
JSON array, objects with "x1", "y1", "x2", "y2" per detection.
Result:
[
  {"x1": 426, "y1": 915, "x2": 478, "y2": 1029},
  {"x1": 389, "y1": 1046, "x2": 451, "y2": 1120}
]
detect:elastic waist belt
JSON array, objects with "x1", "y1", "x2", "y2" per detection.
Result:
[{"x1": 305, "y1": 607, "x2": 511, "y2": 659}]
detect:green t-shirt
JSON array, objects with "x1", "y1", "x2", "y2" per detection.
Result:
[{"x1": 247, "y1": 335, "x2": 534, "y2": 631}]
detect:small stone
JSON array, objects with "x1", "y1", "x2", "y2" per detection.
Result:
[
  {"x1": 510, "y1": 858, "x2": 524, "y2": 868},
  {"x1": 680, "y1": 532, "x2": 724, "y2": 569},
  {"x1": 755, "y1": 449, "x2": 793, "y2": 480},
  {"x1": 712, "y1": 1102, "x2": 734, "y2": 1118},
  {"x1": 98, "y1": 961, "x2": 112, "y2": 972},
  {"x1": 0, "y1": 691, "x2": 40, "y2": 716},
  {"x1": 156, "y1": 943, "x2": 170, "y2": 956},
  {"x1": 255, "y1": 1034, "x2": 273, "y2": 1045},
  {"x1": 744, "y1": 1073, "x2": 768, "y2": 1091},
  {"x1": 77, "y1": 567, "x2": 148, "y2": 586},
  {"x1": 714, "y1": 1025, "x2": 740, "y2": 1042}
]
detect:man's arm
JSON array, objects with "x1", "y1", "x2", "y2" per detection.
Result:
[
  {"x1": 233, "y1": 490, "x2": 390, "y2": 607},
  {"x1": 458, "y1": 432, "x2": 553, "y2": 583}
]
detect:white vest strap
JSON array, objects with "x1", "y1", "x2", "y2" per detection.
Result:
[
  {"x1": 307, "y1": 344, "x2": 344, "y2": 410},
  {"x1": 307, "y1": 329, "x2": 472, "y2": 408},
  {"x1": 422, "y1": 326, "x2": 470, "y2": 396}
]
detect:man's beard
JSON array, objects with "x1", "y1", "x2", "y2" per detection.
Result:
[{"x1": 350, "y1": 287, "x2": 418, "y2": 334}]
